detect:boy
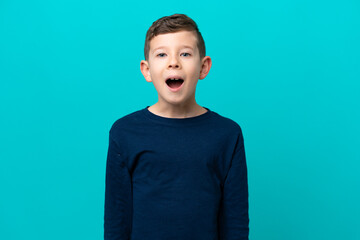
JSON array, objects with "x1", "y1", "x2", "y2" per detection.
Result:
[{"x1": 104, "y1": 14, "x2": 249, "y2": 240}]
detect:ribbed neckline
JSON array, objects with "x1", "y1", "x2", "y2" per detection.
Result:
[{"x1": 142, "y1": 105, "x2": 213, "y2": 126}]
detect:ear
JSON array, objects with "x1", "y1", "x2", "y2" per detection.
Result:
[
  {"x1": 199, "y1": 56, "x2": 212, "y2": 79},
  {"x1": 140, "y1": 60, "x2": 152, "y2": 82}
]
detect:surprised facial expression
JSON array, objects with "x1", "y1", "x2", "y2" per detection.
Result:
[{"x1": 141, "y1": 30, "x2": 211, "y2": 105}]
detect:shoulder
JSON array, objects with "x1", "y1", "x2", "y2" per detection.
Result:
[
  {"x1": 109, "y1": 108, "x2": 144, "y2": 136},
  {"x1": 210, "y1": 110, "x2": 243, "y2": 136},
  {"x1": 209, "y1": 110, "x2": 245, "y2": 152}
]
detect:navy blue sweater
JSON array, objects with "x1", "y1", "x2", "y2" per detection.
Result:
[{"x1": 104, "y1": 106, "x2": 249, "y2": 240}]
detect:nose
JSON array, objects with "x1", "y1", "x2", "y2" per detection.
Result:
[{"x1": 168, "y1": 55, "x2": 181, "y2": 69}]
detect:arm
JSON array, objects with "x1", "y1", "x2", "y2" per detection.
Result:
[
  {"x1": 104, "y1": 133, "x2": 132, "y2": 240},
  {"x1": 218, "y1": 132, "x2": 249, "y2": 240}
]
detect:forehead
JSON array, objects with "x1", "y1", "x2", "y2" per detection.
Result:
[{"x1": 149, "y1": 30, "x2": 198, "y2": 51}]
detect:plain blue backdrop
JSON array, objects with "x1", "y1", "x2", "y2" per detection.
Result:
[{"x1": 1, "y1": 0, "x2": 359, "y2": 239}]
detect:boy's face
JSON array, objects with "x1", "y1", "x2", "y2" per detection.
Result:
[{"x1": 140, "y1": 30, "x2": 211, "y2": 107}]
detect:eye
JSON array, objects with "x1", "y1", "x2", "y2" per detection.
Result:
[
  {"x1": 157, "y1": 53, "x2": 166, "y2": 57},
  {"x1": 181, "y1": 52, "x2": 191, "y2": 57}
]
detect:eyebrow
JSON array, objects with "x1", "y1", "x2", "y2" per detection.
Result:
[{"x1": 152, "y1": 45, "x2": 194, "y2": 53}]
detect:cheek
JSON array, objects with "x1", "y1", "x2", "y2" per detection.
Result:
[
  {"x1": 149, "y1": 65, "x2": 162, "y2": 77},
  {"x1": 189, "y1": 65, "x2": 201, "y2": 78}
]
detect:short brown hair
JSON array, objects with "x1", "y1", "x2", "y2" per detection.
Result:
[{"x1": 144, "y1": 13, "x2": 206, "y2": 61}]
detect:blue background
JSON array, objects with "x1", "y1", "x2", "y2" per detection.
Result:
[{"x1": 1, "y1": 0, "x2": 359, "y2": 239}]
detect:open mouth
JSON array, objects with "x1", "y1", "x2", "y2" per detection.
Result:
[{"x1": 166, "y1": 78, "x2": 184, "y2": 89}]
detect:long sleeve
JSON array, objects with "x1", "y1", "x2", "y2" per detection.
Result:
[
  {"x1": 218, "y1": 132, "x2": 249, "y2": 240},
  {"x1": 104, "y1": 133, "x2": 132, "y2": 240}
]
